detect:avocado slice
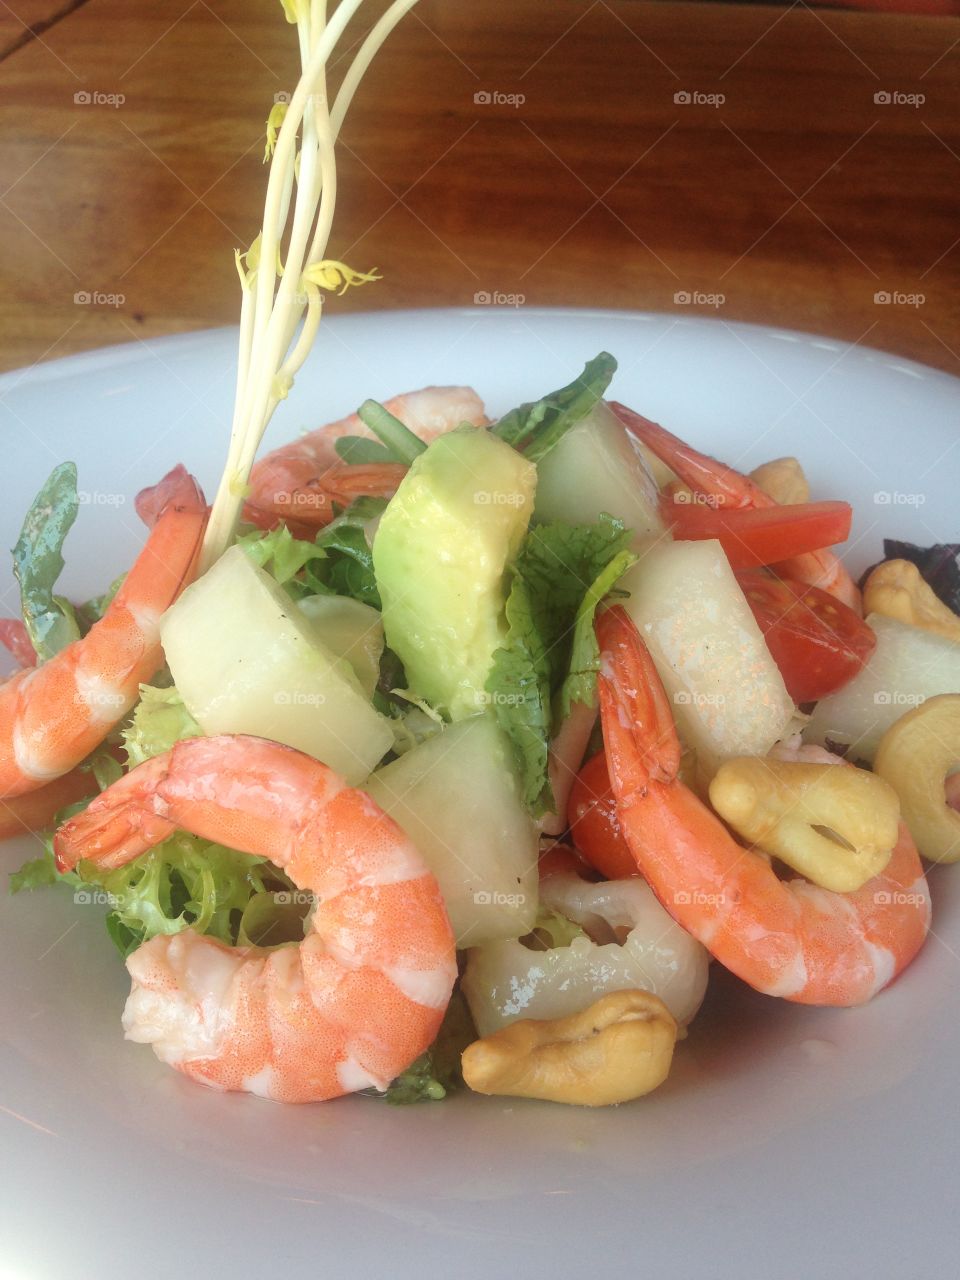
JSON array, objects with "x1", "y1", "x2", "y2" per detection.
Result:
[{"x1": 372, "y1": 426, "x2": 536, "y2": 719}]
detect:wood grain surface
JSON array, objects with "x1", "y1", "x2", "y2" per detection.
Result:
[{"x1": 0, "y1": 0, "x2": 958, "y2": 376}]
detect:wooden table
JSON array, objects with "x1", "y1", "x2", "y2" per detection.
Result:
[{"x1": 1, "y1": 0, "x2": 958, "y2": 376}]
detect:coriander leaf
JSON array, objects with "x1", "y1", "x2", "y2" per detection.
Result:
[
  {"x1": 485, "y1": 576, "x2": 553, "y2": 814},
  {"x1": 334, "y1": 435, "x2": 395, "y2": 464},
  {"x1": 491, "y1": 352, "x2": 617, "y2": 463},
  {"x1": 12, "y1": 461, "x2": 82, "y2": 661},
  {"x1": 560, "y1": 548, "x2": 637, "y2": 719},
  {"x1": 485, "y1": 516, "x2": 635, "y2": 816},
  {"x1": 515, "y1": 515, "x2": 633, "y2": 687}
]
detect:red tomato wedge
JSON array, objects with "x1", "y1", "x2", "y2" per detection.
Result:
[
  {"x1": 737, "y1": 571, "x2": 876, "y2": 703},
  {"x1": 567, "y1": 751, "x2": 638, "y2": 881},
  {"x1": 661, "y1": 497, "x2": 852, "y2": 569}
]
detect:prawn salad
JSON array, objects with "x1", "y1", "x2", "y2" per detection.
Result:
[{"x1": 4, "y1": 2, "x2": 960, "y2": 1109}]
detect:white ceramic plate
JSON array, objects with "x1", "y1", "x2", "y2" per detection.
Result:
[{"x1": 2, "y1": 310, "x2": 959, "y2": 1280}]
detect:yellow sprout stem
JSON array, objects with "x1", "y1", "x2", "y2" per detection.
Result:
[{"x1": 201, "y1": 0, "x2": 415, "y2": 571}]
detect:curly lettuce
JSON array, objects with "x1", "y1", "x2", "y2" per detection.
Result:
[
  {"x1": 238, "y1": 496, "x2": 385, "y2": 607},
  {"x1": 121, "y1": 684, "x2": 201, "y2": 767}
]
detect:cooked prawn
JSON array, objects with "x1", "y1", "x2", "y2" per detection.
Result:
[
  {"x1": 611, "y1": 402, "x2": 861, "y2": 612},
  {"x1": 54, "y1": 734, "x2": 457, "y2": 1103},
  {"x1": 244, "y1": 385, "x2": 487, "y2": 534},
  {"x1": 0, "y1": 466, "x2": 206, "y2": 799},
  {"x1": 596, "y1": 606, "x2": 930, "y2": 1006}
]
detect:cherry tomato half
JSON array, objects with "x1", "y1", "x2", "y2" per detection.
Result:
[
  {"x1": 661, "y1": 498, "x2": 852, "y2": 569},
  {"x1": 737, "y1": 571, "x2": 876, "y2": 703},
  {"x1": 567, "y1": 751, "x2": 638, "y2": 881}
]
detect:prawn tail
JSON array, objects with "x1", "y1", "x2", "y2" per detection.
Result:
[
  {"x1": 595, "y1": 606, "x2": 681, "y2": 796},
  {"x1": 610, "y1": 401, "x2": 764, "y2": 507},
  {"x1": 54, "y1": 756, "x2": 174, "y2": 872},
  {"x1": 135, "y1": 464, "x2": 206, "y2": 528}
]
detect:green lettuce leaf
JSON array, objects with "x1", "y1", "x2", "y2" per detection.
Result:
[
  {"x1": 236, "y1": 523, "x2": 327, "y2": 597},
  {"x1": 121, "y1": 684, "x2": 202, "y2": 768},
  {"x1": 238, "y1": 497, "x2": 386, "y2": 607},
  {"x1": 12, "y1": 461, "x2": 82, "y2": 660},
  {"x1": 485, "y1": 577, "x2": 553, "y2": 814},
  {"x1": 312, "y1": 498, "x2": 385, "y2": 608},
  {"x1": 11, "y1": 826, "x2": 300, "y2": 958},
  {"x1": 9, "y1": 853, "x2": 60, "y2": 894},
  {"x1": 491, "y1": 352, "x2": 617, "y2": 463},
  {"x1": 559, "y1": 548, "x2": 637, "y2": 719},
  {"x1": 485, "y1": 516, "x2": 635, "y2": 814}
]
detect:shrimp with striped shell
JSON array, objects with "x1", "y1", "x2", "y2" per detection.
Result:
[
  {"x1": 244, "y1": 385, "x2": 486, "y2": 534},
  {"x1": 0, "y1": 466, "x2": 206, "y2": 800},
  {"x1": 596, "y1": 605, "x2": 930, "y2": 1007},
  {"x1": 54, "y1": 734, "x2": 457, "y2": 1103}
]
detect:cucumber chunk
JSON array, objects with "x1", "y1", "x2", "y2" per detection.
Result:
[
  {"x1": 363, "y1": 716, "x2": 539, "y2": 945},
  {"x1": 622, "y1": 539, "x2": 795, "y2": 777},
  {"x1": 534, "y1": 400, "x2": 664, "y2": 544},
  {"x1": 373, "y1": 426, "x2": 536, "y2": 720},
  {"x1": 160, "y1": 546, "x2": 393, "y2": 785},
  {"x1": 805, "y1": 613, "x2": 960, "y2": 762}
]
